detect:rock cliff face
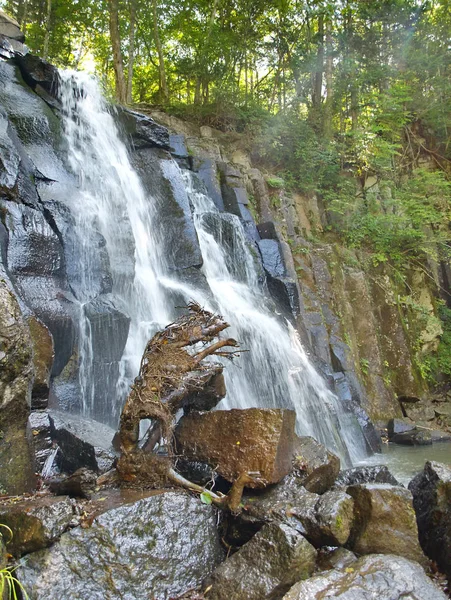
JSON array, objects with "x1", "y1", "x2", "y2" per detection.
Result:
[{"x1": 151, "y1": 109, "x2": 449, "y2": 426}]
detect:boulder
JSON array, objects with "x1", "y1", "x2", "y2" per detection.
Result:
[
  {"x1": 175, "y1": 409, "x2": 296, "y2": 487},
  {"x1": 0, "y1": 10, "x2": 24, "y2": 41},
  {"x1": 316, "y1": 547, "x2": 357, "y2": 571},
  {"x1": 0, "y1": 496, "x2": 73, "y2": 557},
  {"x1": 409, "y1": 461, "x2": 451, "y2": 578},
  {"x1": 192, "y1": 158, "x2": 224, "y2": 211},
  {"x1": 18, "y1": 491, "x2": 224, "y2": 600},
  {"x1": 28, "y1": 410, "x2": 53, "y2": 471},
  {"x1": 334, "y1": 465, "x2": 400, "y2": 488},
  {"x1": 116, "y1": 106, "x2": 170, "y2": 150},
  {"x1": 0, "y1": 275, "x2": 35, "y2": 494},
  {"x1": 49, "y1": 410, "x2": 117, "y2": 474},
  {"x1": 346, "y1": 483, "x2": 426, "y2": 564},
  {"x1": 387, "y1": 417, "x2": 416, "y2": 437},
  {"x1": 15, "y1": 54, "x2": 60, "y2": 100},
  {"x1": 293, "y1": 436, "x2": 340, "y2": 494},
  {"x1": 48, "y1": 468, "x2": 97, "y2": 499},
  {"x1": 205, "y1": 522, "x2": 316, "y2": 600},
  {"x1": 231, "y1": 476, "x2": 353, "y2": 549},
  {"x1": 282, "y1": 554, "x2": 447, "y2": 600}
]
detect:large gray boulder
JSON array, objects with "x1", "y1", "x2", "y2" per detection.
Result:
[
  {"x1": 206, "y1": 522, "x2": 316, "y2": 600},
  {"x1": 282, "y1": 554, "x2": 447, "y2": 599},
  {"x1": 409, "y1": 461, "x2": 451, "y2": 578},
  {"x1": 0, "y1": 275, "x2": 35, "y2": 494},
  {"x1": 293, "y1": 436, "x2": 340, "y2": 494},
  {"x1": 18, "y1": 491, "x2": 224, "y2": 600}
]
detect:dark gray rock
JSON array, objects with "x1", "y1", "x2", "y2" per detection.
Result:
[
  {"x1": 48, "y1": 467, "x2": 97, "y2": 499},
  {"x1": 191, "y1": 159, "x2": 224, "y2": 211},
  {"x1": 258, "y1": 239, "x2": 286, "y2": 278},
  {"x1": 16, "y1": 54, "x2": 60, "y2": 100},
  {"x1": 131, "y1": 150, "x2": 202, "y2": 271},
  {"x1": 388, "y1": 418, "x2": 416, "y2": 436},
  {"x1": 335, "y1": 465, "x2": 400, "y2": 488},
  {"x1": 19, "y1": 491, "x2": 224, "y2": 600},
  {"x1": 0, "y1": 495, "x2": 73, "y2": 556},
  {"x1": 206, "y1": 522, "x2": 316, "y2": 600},
  {"x1": 117, "y1": 106, "x2": 170, "y2": 150},
  {"x1": 49, "y1": 410, "x2": 117, "y2": 474},
  {"x1": 346, "y1": 483, "x2": 426, "y2": 564},
  {"x1": 175, "y1": 459, "x2": 217, "y2": 486},
  {"x1": 409, "y1": 461, "x2": 451, "y2": 578},
  {"x1": 283, "y1": 554, "x2": 447, "y2": 599},
  {"x1": 293, "y1": 436, "x2": 341, "y2": 494},
  {"x1": 28, "y1": 410, "x2": 53, "y2": 471},
  {"x1": 169, "y1": 133, "x2": 189, "y2": 158}
]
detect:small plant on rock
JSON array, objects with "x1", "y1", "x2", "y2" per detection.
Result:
[{"x1": 0, "y1": 525, "x2": 28, "y2": 600}]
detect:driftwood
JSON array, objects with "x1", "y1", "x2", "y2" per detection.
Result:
[{"x1": 116, "y1": 302, "x2": 262, "y2": 509}]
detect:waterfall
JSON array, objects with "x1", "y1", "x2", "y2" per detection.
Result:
[{"x1": 58, "y1": 71, "x2": 370, "y2": 466}]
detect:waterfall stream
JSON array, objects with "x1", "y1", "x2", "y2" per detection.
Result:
[{"x1": 58, "y1": 71, "x2": 370, "y2": 466}]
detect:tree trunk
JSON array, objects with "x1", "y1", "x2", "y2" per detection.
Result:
[
  {"x1": 152, "y1": 0, "x2": 168, "y2": 103},
  {"x1": 324, "y1": 18, "x2": 333, "y2": 139},
  {"x1": 42, "y1": 0, "x2": 51, "y2": 60},
  {"x1": 126, "y1": 0, "x2": 136, "y2": 104},
  {"x1": 108, "y1": 0, "x2": 127, "y2": 104},
  {"x1": 312, "y1": 13, "x2": 324, "y2": 107},
  {"x1": 194, "y1": 0, "x2": 220, "y2": 105}
]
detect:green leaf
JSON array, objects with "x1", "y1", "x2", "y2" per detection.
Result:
[{"x1": 200, "y1": 492, "x2": 213, "y2": 505}]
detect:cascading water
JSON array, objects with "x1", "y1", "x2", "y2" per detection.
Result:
[{"x1": 58, "y1": 71, "x2": 370, "y2": 466}]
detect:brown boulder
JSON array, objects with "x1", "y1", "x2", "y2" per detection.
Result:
[
  {"x1": 346, "y1": 483, "x2": 426, "y2": 564},
  {"x1": 0, "y1": 496, "x2": 73, "y2": 556},
  {"x1": 0, "y1": 276, "x2": 35, "y2": 495},
  {"x1": 175, "y1": 408, "x2": 296, "y2": 486}
]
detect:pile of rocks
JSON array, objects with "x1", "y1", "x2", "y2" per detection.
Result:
[{"x1": 0, "y1": 406, "x2": 449, "y2": 599}]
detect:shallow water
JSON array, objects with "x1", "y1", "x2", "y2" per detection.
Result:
[{"x1": 358, "y1": 441, "x2": 451, "y2": 486}]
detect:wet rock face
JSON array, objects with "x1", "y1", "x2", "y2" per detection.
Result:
[
  {"x1": 27, "y1": 316, "x2": 54, "y2": 408},
  {"x1": 409, "y1": 461, "x2": 451, "y2": 578},
  {"x1": 334, "y1": 465, "x2": 400, "y2": 488},
  {"x1": 19, "y1": 491, "x2": 224, "y2": 600},
  {"x1": 49, "y1": 410, "x2": 117, "y2": 474},
  {"x1": 0, "y1": 275, "x2": 35, "y2": 494},
  {"x1": 0, "y1": 10, "x2": 24, "y2": 41},
  {"x1": 346, "y1": 483, "x2": 426, "y2": 564},
  {"x1": 0, "y1": 496, "x2": 73, "y2": 557},
  {"x1": 206, "y1": 522, "x2": 316, "y2": 600},
  {"x1": 175, "y1": 408, "x2": 297, "y2": 486},
  {"x1": 282, "y1": 554, "x2": 447, "y2": 600},
  {"x1": 293, "y1": 436, "x2": 340, "y2": 494}
]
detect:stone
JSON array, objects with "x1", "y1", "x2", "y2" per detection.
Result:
[
  {"x1": 0, "y1": 275, "x2": 35, "y2": 495},
  {"x1": 434, "y1": 402, "x2": 451, "y2": 417},
  {"x1": 404, "y1": 402, "x2": 436, "y2": 422},
  {"x1": 205, "y1": 522, "x2": 316, "y2": 600},
  {"x1": 408, "y1": 461, "x2": 451, "y2": 578},
  {"x1": 169, "y1": 133, "x2": 189, "y2": 158},
  {"x1": 0, "y1": 10, "x2": 24, "y2": 41},
  {"x1": 346, "y1": 483, "x2": 426, "y2": 564},
  {"x1": 282, "y1": 554, "x2": 447, "y2": 600},
  {"x1": 192, "y1": 159, "x2": 224, "y2": 211},
  {"x1": 258, "y1": 239, "x2": 286, "y2": 278},
  {"x1": 387, "y1": 418, "x2": 416, "y2": 437},
  {"x1": 0, "y1": 496, "x2": 73, "y2": 557},
  {"x1": 16, "y1": 54, "x2": 60, "y2": 98},
  {"x1": 27, "y1": 316, "x2": 54, "y2": 409},
  {"x1": 49, "y1": 410, "x2": 117, "y2": 474},
  {"x1": 48, "y1": 468, "x2": 97, "y2": 499},
  {"x1": 316, "y1": 547, "x2": 357, "y2": 572},
  {"x1": 392, "y1": 429, "x2": 432, "y2": 445},
  {"x1": 116, "y1": 106, "x2": 170, "y2": 150},
  {"x1": 293, "y1": 436, "x2": 340, "y2": 494},
  {"x1": 175, "y1": 409, "x2": 296, "y2": 487},
  {"x1": 310, "y1": 490, "x2": 354, "y2": 546},
  {"x1": 28, "y1": 410, "x2": 53, "y2": 471},
  {"x1": 334, "y1": 465, "x2": 400, "y2": 488},
  {"x1": 18, "y1": 491, "x2": 224, "y2": 600}
]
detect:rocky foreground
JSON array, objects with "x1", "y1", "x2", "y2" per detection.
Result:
[{"x1": 0, "y1": 405, "x2": 449, "y2": 599}]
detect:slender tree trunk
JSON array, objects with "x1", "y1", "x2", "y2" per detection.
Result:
[
  {"x1": 194, "y1": 0, "x2": 220, "y2": 104},
  {"x1": 313, "y1": 13, "x2": 324, "y2": 107},
  {"x1": 42, "y1": 0, "x2": 52, "y2": 60},
  {"x1": 108, "y1": 0, "x2": 127, "y2": 103},
  {"x1": 126, "y1": 0, "x2": 136, "y2": 104},
  {"x1": 324, "y1": 18, "x2": 333, "y2": 138},
  {"x1": 19, "y1": 0, "x2": 28, "y2": 31},
  {"x1": 152, "y1": 0, "x2": 168, "y2": 103}
]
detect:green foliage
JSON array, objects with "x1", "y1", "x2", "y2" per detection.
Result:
[
  {"x1": 0, "y1": 525, "x2": 29, "y2": 600},
  {"x1": 359, "y1": 358, "x2": 370, "y2": 376},
  {"x1": 420, "y1": 304, "x2": 451, "y2": 381}
]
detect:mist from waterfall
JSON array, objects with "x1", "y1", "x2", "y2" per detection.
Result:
[{"x1": 58, "y1": 70, "x2": 370, "y2": 466}]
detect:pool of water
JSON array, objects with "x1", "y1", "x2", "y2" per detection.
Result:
[{"x1": 357, "y1": 441, "x2": 451, "y2": 486}]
